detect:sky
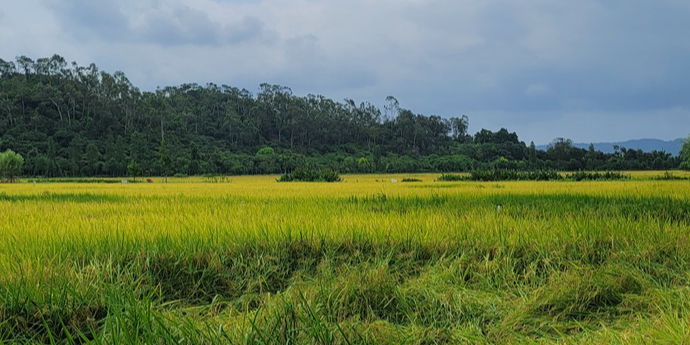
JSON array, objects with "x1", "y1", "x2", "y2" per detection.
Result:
[{"x1": 1, "y1": 0, "x2": 689, "y2": 144}]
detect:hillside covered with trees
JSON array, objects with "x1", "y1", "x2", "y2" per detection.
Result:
[{"x1": 0, "y1": 55, "x2": 683, "y2": 177}]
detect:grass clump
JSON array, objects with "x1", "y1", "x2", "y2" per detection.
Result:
[{"x1": 401, "y1": 178, "x2": 422, "y2": 182}]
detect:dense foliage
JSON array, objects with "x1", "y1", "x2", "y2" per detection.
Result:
[{"x1": 0, "y1": 55, "x2": 682, "y2": 177}]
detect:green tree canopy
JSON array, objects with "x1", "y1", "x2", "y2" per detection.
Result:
[
  {"x1": 0, "y1": 149, "x2": 24, "y2": 182},
  {"x1": 127, "y1": 161, "x2": 141, "y2": 182},
  {"x1": 681, "y1": 136, "x2": 690, "y2": 170}
]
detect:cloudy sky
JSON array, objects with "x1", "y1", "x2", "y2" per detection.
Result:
[{"x1": 1, "y1": 0, "x2": 689, "y2": 144}]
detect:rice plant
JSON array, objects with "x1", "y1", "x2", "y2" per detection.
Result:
[{"x1": 0, "y1": 173, "x2": 688, "y2": 344}]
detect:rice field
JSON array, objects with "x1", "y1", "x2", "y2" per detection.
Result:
[{"x1": 2, "y1": 172, "x2": 690, "y2": 344}]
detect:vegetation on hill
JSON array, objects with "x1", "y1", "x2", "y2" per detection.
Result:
[{"x1": 0, "y1": 55, "x2": 683, "y2": 177}]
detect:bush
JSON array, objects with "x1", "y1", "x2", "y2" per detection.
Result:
[
  {"x1": 441, "y1": 170, "x2": 562, "y2": 182},
  {"x1": 278, "y1": 167, "x2": 342, "y2": 182},
  {"x1": 437, "y1": 169, "x2": 635, "y2": 182},
  {"x1": 467, "y1": 170, "x2": 520, "y2": 181}
]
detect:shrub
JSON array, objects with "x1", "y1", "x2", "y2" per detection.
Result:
[
  {"x1": 467, "y1": 170, "x2": 520, "y2": 181},
  {"x1": 437, "y1": 174, "x2": 465, "y2": 181},
  {"x1": 567, "y1": 171, "x2": 630, "y2": 181},
  {"x1": 437, "y1": 170, "x2": 634, "y2": 182},
  {"x1": 440, "y1": 170, "x2": 562, "y2": 182},
  {"x1": 278, "y1": 167, "x2": 342, "y2": 182},
  {"x1": 522, "y1": 170, "x2": 563, "y2": 181}
]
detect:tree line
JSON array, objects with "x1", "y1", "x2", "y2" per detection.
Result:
[{"x1": 0, "y1": 55, "x2": 684, "y2": 177}]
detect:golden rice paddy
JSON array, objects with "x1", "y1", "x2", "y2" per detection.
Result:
[{"x1": 1, "y1": 172, "x2": 690, "y2": 344}]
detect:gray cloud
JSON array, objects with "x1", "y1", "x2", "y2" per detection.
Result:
[
  {"x1": 3, "y1": 0, "x2": 690, "y2": 144},
  {"x1": 470, "y1": 107, "x2": 690, "y2": 145},
  {"x1": 49, "y1": 0, "x2": 130, "y2": 41},
  {"x1": 136, "y1": 6, "x2": 222, "y2": 45},
  {"x1": 223, "y1": 16, "x2": 274, "y2": 44},
  {"x1": 47, "y1": 0, "x2": 274, "y2": 46}
]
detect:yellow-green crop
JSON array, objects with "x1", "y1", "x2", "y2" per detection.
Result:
[{"x1": 1, "y1": 173, "x2": 690, "y2": 344}]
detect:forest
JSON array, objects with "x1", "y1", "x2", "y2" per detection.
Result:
[{"x1": 0, "y1": 55, "x2": 682, "y2": 177}]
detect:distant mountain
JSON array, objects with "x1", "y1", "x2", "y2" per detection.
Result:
[{"x1": 537, "y1": 138, "x2": 684, "y2": 156}]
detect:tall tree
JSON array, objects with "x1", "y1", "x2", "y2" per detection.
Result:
[
  {"x1": 85, "y1": 142, "x2": 101, "y2": 175},
  {"x1": 449, "y1": 115, "x2": 469, "y2": 141},
  {"x1": 158, "y1": 139, "x2": 172, "y2": 182},
  {"x1": 681, "y1": 136, "x2": 690, "y2": 170}
]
